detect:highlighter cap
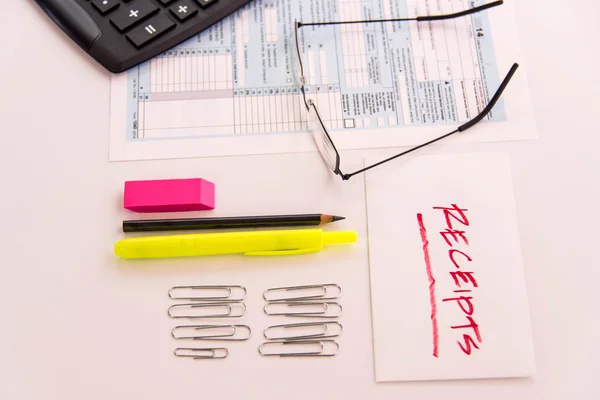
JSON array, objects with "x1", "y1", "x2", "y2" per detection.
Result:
[{"x1": 322, "y1": 231, "x2": 357, "y2": 245}]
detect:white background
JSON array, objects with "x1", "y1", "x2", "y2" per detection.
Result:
[{"x1": 1, "y1": 0, "x2": 599, "y2": 399}]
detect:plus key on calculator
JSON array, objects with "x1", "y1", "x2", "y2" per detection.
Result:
[{"x1": 34, "y1": 0, "x2": 253, "y2": 73}]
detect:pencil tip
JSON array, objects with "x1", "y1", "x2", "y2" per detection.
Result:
[{"x1": 332, "y1": 215, "x2": 345, "y2": 222}]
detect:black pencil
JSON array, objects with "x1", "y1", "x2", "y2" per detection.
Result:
[{"x1": 122, "y1": 213, "x2": 345, "y2": 233}]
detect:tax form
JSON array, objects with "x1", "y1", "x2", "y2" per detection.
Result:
[{"x1": 109, "y1": 0, "x2": 536, "y2": 161}]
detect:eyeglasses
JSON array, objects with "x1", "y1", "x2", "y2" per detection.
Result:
[{"x1": 292, "y1": 0, "x2": 518, "y2": 180}]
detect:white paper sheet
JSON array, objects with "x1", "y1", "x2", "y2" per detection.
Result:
[
  {"x1": 109, "y1": 0, "x2": 536, "y2": 161},
  {"x1": 365, "y1": 153, "x2": 535, "y2": 382}
]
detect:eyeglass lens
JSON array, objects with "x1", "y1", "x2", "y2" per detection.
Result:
[
  {"x1": 293, "y1": 22, "x2": 340, "y2": 172},
  {"x1": 307, "y1": 101, "x2": 338, "y2": 171}
]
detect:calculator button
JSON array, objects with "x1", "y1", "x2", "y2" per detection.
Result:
[
  {"x1": 158, "y1": 0, "x2": 176, "y2": 5},
  {"x1": 91, "y1": 0, "x2": 120, "y2": 14},
  {"x1": 126, "y1": 13, "x2": 176, "y2": 48},
  {"x1": 169, "y1": 1, "x2": 198, "y2": 21},
  {"x1": 195, "y1": 0, "x2": 218, "y2": 8},
  {"x1": 110, "y1": 0, "x2": 159, "y2": 32}
]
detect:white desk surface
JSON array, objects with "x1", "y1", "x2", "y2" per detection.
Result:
[{"x1": 1, "y1": 1, "x2": 599, "y2": 399}]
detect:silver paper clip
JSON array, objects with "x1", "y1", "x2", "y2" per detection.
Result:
[
  {"x1": 171, "y1": 325, "x2": 252, "y2": 341},
  {"x1": 169, "y1": 285, "x2": 247, "y2": 302},
  {"x1": 263, "y1": 284, "x2": 342, "y2": 302},
  {"x1": 168, "y1": 302, "x2": 246, "y2": 318},
  {"x1": 263, "y1": 301, "x2": 343, "y2": 318},
  {"x1": 258, "y1": 340, "x2": 339, "y2": 357},
  {"x1": 263, "y1": 322, "x2": 343, "y2": 340},
  {"x1": 174, "y1": 347, "x2": 228, "y2": 359}
]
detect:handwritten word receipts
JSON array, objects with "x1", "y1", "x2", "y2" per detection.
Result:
[
  {"x1": 366, "y1": 153, "x2": 535, "y2": 382},
  {"x1": 418, "y1": 204, "x2": 481, "y2": 358}
]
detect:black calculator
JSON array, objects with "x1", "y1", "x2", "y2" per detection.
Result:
[{"x1": 34, "y1": 0, "x2": 253, "y2": 73}]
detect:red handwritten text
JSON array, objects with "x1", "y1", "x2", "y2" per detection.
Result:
[
  {"x1": 435, "y1": 204, "x2": 482, "y2": 355},
  {"x1": 417, "y1": 213, "x2": 439, "y2": 358}
]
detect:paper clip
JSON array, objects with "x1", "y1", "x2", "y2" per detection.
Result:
[
  {"x1": 263, "y1": 302, "x2": 343, "y2": 318},
  {"x1": 263, "y1": 284, "x2": 342, "y2": 302},
  {"x1": 168, "y1": 285, "x2": 247, "y2": 302},
  {"x1": 263, "y1": 322, "x2": 343, "y2": 340},
  {"x1": 174, "y1": 347, "x2": 228, "y2": 360},
  {"x1": 258, "y1": 340, "x2": 339, "y2": 357},
  {"x1": 168, "y1": 302, "x2": 246, "y2": 318},
  {"x1": 171, "y1": 325, "x2": 252, "y2": 341}
]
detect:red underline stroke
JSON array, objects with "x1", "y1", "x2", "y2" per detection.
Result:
[{"x1": 417, "y1": 213, "x2": 439, "y2": 358}]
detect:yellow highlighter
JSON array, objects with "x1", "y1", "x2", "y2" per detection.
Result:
[{"x1": 114, "y1": 228, "x2": 357, "y2": 259}]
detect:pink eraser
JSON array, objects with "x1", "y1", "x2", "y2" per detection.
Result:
[{"x1": 124, "y1": 178, "x2": 215, "y2": 213}]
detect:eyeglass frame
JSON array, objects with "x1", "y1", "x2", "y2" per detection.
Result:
[{"x1": 292, "y1": 0, "x2": 518, "y2": 180}]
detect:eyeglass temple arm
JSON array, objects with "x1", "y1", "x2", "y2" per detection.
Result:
[
  {"x1": 299, "y1": 0, "x2": 504, "y2": 27},
  {"x1": 341, "y1": 63, "x2": 520, "y2": 181},
  {"x1": 457, "y1": 62, "x2": 519, "y2": 132},
  {"x1": 417, "y1": 0, "x2": 504, "y2": 21}
]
